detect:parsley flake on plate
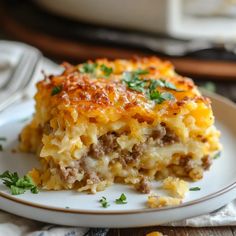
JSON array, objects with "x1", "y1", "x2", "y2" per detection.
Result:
[
  {"x1": 213, "y1": 152, "x2": 221, "y2": 159},
  {"x1": 0, "y1": 144, "x2": 3, "y2": 151},
  {"x1": 0, "y1": 137, "x2": 6, "y2": 141},
  {"x1": 18, "y1": 117, "x2": 31, "y2": 123},
  {"x1": 0, "y1": 171, "x2": 39, "y2": 195},
  {"x1": 189, "y1": 187, "x2": 201, "y2": 191},
  {"x1": 115, "y1": 193, "x2": 127, "y2": 204},
  {"x1": 99, "y1": 196, "x2": 110, "y2": 208},
  {"x1": 51, "y1": 85, "x2": 62, "y2": 96}
]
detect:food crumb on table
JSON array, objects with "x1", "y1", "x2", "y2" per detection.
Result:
[
  {"x1": 146, "y1": 231, "x2": 164, "y2": 236},
  {"x1": 147, "y1": 195, "x2": 182, "y2": 208}
]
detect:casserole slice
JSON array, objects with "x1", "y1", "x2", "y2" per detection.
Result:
[{"x1": 20, "y1": 57, "x2": 221, "y2": 193}]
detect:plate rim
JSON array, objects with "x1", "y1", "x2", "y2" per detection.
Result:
[
  {"x1": 0, "y1": 179, "x2": 236, "y2": 215},
  {"x1": 0, "y1": 91, "x2": 235, "y2": 215}
]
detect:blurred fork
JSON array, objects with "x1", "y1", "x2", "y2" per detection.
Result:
[{"x1": 0, "y1": 41, "x2": 42, "y2": 112}]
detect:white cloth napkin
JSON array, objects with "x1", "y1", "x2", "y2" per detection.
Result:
[
  {"x1": 167, "y1": 199, "x2": 236, "y2": 227},
  {"x1": 0, "y1": 56, "x2": 236, "y2": 235},
  {"x1": 0, "y1": 210, "x2": 88, "y2": 236}
]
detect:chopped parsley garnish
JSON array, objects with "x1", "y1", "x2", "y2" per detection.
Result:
[
  {"x1": 149, "y1": 90, "x2": 175, "y2": 104},
  {"x1": 51, "y1": 85, "x2": 62, "y2": 96},
  {"x1": 160, "y1": 79, "x2": 182, "y2": 91},
  {"x1": 149, "y1": 79, "x2": 182, "y2": 92},
  {"x1": 148, "y1": 79, "x2": 175, "y2": 103},
  {"x1": 133, "y1": 69, "x2": 149, "y2": 76},
  {"x1": 148, "y1": 79, "x2": 162, "y2": 92},
  {"x1": 79, "y1": 63, "x2": 98, "y2": 74},
  {"x1": 79, "y1": 63, "x2": 113, "y2": 77},
  {"x1": 0, "y1": 137, "x2": 6, "y2": 141},
  {"x1": 122, "y1": 71, "x2": 179, "y2": 104},
  {"x1": 100, "y1": 64, "x2": 113, "y2": 77},
  {"x1": 99, "y1": 196, "x2": 110, "y2": 208},
  {"x1": 0, "y1": 171, "x2": 39, "y2": 195},
  {"x1": 213, "y1": 152, "x2": 221, "y2": 159},
  {"x1": 189, "y1": 187, "x2": 201, "y2": 191},
  {"x1": 115, "y1": 193, "x2": 127, "y2": 204},
  {"x1": 65, "y1": 206, "x2": 70, "y2": 209},
  {"x1": 123, "y1": 72, "x2": 146, "y2": 92},
  {"x1": 0, "y1": 144, "x2": 2, "y2": 151}
]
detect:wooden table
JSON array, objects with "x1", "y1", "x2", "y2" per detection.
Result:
[{"x1": 108, "y1": 226, "x2": 236, "y2": 235}]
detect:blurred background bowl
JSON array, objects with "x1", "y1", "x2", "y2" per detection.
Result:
[{"x1": 36, "y1": 0, "x2": 236, "y2": 41}]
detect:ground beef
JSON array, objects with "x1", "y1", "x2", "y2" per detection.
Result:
[
  {"x1": 179, "y1": 154, "x2": 211, "y2": 174},
  {"x1": 162, "y1": 127, "x2": 179, "y2": 145},
  {"x1": 149, "y1": 124, "x2": 179, "y2": 146},
  {"x1": 179, "y1": 155, "x2": 196, "y2": 173},
  {"x1": 89, "y1": 125, "x2": 179, "y2": 161},
  {"x1": 131, "y1": 143, "x2": 145, "y2": 159},
  {"x1": 85, "y1": 124, "x2": 180, "y2": 182},
  {"x1": 87, "y1": 171, "x2": 100, "y2": 184},
  {"x1": 59, "y1": 158, "x2": 101, "y2": 185},
  {"x1": 119, "y1": 151, "x2": 134, "y2": 167},
  {"x1": 88, "y1": 132, "x2": 119, "y2": 159},
  {"x1": 60, "y1": 165, "x2": 80, "y2": 184},
  {"x1": 119, "y1": 143, "x2": 145, "y2": 167},
  {"x1": 150, "y1": 125, "x2": 166, "y2": 140},
  {"x1": 59, "y1": 124, "x2": 180, "y2": 186},
  {"x1": 135, "y1": 177, "x2": 151, "y2": 194},
  {"x1": 100, "y1": 132, "x2": 119, "y2": 153},
  {"x1": 43, "y1": 121, "x2": 53, "y2": 135},
  {"x1": 202, "y1": 155, "x2": 212, "y2": 170},
  {"x1": 88, "y1": 143, "x2": 105, "y2": 159},
  {"x1": 179, "y1": 155, "x2": 191, "y2": 166},
  {"x1": 119, "y1": 150, "x2": 131, "y2": 166}
]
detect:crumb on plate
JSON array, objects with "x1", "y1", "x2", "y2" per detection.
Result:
[
  {"x1": 147, "y1": 195, "x2": 182, "y2": 208},
  {"x1": 162, "y1": 176, "x2": 189, "y2": 198}
]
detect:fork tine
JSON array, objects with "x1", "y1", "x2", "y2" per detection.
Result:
[
  {"x1": 0, "y1": 53, "x2": 41, "y2": 112},
  {"x1": 0, "y1": 52, "x2": 27, "y2": 91},
  {"x1": 0, "y1": 41, "x2": 42, "y2": 112}
]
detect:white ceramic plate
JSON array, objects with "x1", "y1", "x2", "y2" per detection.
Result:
[{"x1": 0, "y1": 92, "x2": 235, "y2": 228}]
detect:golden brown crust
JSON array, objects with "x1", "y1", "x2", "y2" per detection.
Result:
[{"x1": 37, "y1": 57, "x2": 208, "y2": 123}]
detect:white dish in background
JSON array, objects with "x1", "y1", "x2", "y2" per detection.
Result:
[
  {"x1": 36, "y1": 0, "x2": 236, "y2": 41},
  {"x1": 0, "y1": 92, "x2": 235, "y2": 228}
]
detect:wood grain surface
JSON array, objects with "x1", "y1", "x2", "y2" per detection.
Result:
[{"x1": 108, "y1": 226, "x2": 236, "y2": 236}]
